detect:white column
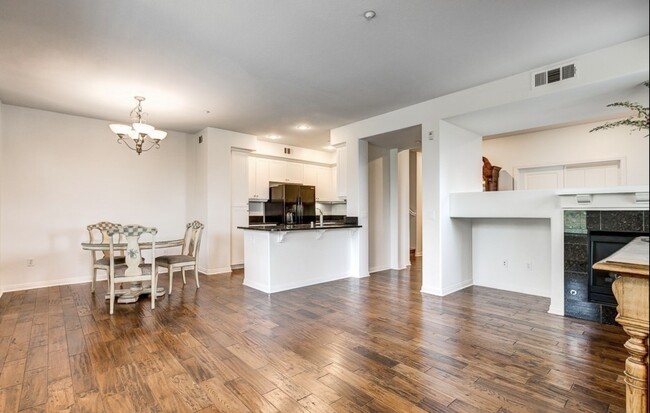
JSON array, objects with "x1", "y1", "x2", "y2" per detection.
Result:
[
  {"x1": 389, "y1": 148, "x2": 398, "y2": 269},
  {"x1": 397, "y1": 149, "x2": 410, "y2": 269}
]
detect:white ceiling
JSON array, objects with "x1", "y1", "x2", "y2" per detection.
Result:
[{"x1": 0, "y1": 1, "x2": 648, "y2": 150}]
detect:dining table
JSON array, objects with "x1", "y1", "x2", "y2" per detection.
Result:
[{"x1": 81, "y1": 238, "x2": 184, "y2": 304}]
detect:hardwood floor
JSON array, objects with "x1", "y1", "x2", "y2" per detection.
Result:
[{"x1": 0, "y1": 259, "x2": 627, "y2": 412}]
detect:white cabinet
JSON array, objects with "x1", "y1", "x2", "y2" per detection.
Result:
[
  {"x1": 231, "y1": 151, "x2": 249, "y2": 206},
  {"x1": 336, "y1": 147, "x2": 347, "y2": 199},
  {"x1": 248, "y1": 157, "x2": 270, "y2": 200},
  {"x1": 303, "y1": 164, "x2": 318, "y2": 186},
  {"x1": 269, "y1": 160, "x2": 304, "y2": 183},
  {"x1": 231, "y1": 206, "x2": 248, "y2": 267},
  {"x1": 287, "y1": 163, "x2": 336, "y2": 201},
  {"x1": 316, "y1": 166, "x2": 335, "y2": 202}
]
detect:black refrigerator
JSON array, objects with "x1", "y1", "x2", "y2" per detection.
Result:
[{"x1": 266, "y1": 184, "x2": 315, "y2": 224}]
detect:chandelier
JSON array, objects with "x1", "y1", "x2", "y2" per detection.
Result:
[{"x1": 109, "y1": 96, "x2": 167, "y2": 155}]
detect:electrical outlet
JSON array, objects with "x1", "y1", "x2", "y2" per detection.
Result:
[
  {"x1": 27, "y1": 258, "x2": 35, "y2": 267},
  {"x1": 526, "y1": 262, "x2": 533, "y2": 271},
  {"x1": 502, "y1": 259, "x2": 508, "y2": 268}
]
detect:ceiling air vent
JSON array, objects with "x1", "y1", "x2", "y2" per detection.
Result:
[{"x1": 532, "y1": 63, "x2": 576, "y2": 88}]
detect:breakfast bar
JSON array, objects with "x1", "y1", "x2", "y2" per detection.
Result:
[{"x1": 238, "y1": 223, "x2": 361, "y2": 293}]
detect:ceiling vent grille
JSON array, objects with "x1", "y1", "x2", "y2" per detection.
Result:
[{"x1": 533, "y1": 63, "x2": 576, "y2": 88}]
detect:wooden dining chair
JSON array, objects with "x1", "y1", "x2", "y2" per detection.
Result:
[
  {"x1": 108, "y1": 225, "x2": 158, "y2": 315},
  {"x1": 156, "y1": 220, "x2": 204, "y2": 294},
  {"x1": 87, "y1": 221, "x2": 125, "y2": 293}
]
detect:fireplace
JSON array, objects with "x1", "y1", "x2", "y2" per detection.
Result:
[
  {"x1": 588, "y1": 231, "x2": 642, "y2": 305},
  {"x1": 564, "y1": 209, "x2": 648, "y2": 324}
]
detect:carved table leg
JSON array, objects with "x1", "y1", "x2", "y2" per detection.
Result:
[
  {"x1": 612, "y1": 275, "x2": 649, "y2": 413},
  {"x1": 621, "y1": 326, "x2": 648, "y2": 413}
]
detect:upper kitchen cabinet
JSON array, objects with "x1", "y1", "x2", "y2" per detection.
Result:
[
  {"x1": 336, "y1": 147, "x2": 347, "y2": 199},
  {"x1": 304, "y1": 164, "x2": 336, "y2": 201},
  {"x1": 269, "y1": 160, "x2": 304, "y2": 184},
  {"x1": 303, "y1": 164, "x2": 318, "y2": 186},
  {"x1": 317, "y1": 166, "x2": 336, "y2": 202},
  {"x1": 248, "y1": 157, "x2": 270, "y2": 200}
]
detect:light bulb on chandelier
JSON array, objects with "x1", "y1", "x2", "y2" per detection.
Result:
[{"x1": 109, "y1": 96, "x2": 167, "y2": 155}]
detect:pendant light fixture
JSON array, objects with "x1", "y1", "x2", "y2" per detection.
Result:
[{"x1": 109, "y1": 96, "x2": 167, "y2": 155}]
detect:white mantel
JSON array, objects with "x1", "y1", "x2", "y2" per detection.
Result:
[
  {"x1": 449, "y1": 185, "x2": 649, "y2": 317},
  {"x1": 557, "y1": 186, "x2": 649, "y2": 210}
]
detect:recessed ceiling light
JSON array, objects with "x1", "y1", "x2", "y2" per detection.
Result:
[
  {"x1": 295, "y1": 124, "x2": 311, "y2": 131},
  {"x1": 364, "y1": 10, "x2": 376, "y2": 21},
  {"x1": 323, "y1": 145, "x2": 336, "y2": 150},
  {"x1": 267, "y1": 135, "x2": 281, "y2": 140}
]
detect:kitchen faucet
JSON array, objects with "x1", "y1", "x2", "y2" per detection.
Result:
[{"x1": 316, "y1": 208, "x2": 324, "y2": 226}]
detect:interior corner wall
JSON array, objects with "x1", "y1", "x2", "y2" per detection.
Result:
[
  {"x1": 198, "y1": 127, "x2": 256, "y2": 275},
  {"x1": 483, "y1": 118, "x2": 650, "y2": 187},
  {"x1": 415, "y1": 152, "x2": 423, "y2": 257},
  {"x1": 367, "y1": 144, "x2": 390, "y2": 273},
  {"x1": 472, "y1": 218, "x2": 551, "y2": 297},
  {"x1": 437, "y1": 121, "x2": 482, "y2": 294},
  {"x1": 389, "y1": 149, "x2": 398, "y2": 269},
  {"x1": 0, "y1": 105, "x2": 190, "y2": 292},
  {"x1": 0, "y1": 100, "x2": 3, "y2": 296},
  {"x1": 397, "y1": 149, "x2": 410, "y2": 269},
  {"x1": 409, "y1": 151, "x2": 417, "y2": 250},
  {"x1": 346, "y1": 138, "x2": 369, "y2": 278}
]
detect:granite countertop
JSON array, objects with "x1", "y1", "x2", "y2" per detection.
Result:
[{"x1": 238, "y1": 222, "x2": 361, "y2": 231}]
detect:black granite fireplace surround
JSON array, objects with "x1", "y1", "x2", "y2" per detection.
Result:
[{"x1": 564, "y1": 210, "x2": 649, "y2": 324}]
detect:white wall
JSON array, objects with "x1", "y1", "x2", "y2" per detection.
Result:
[
  {"x1": 397, "y1": 149, "x2": 410, "y2": 269},
  {"x1": 367, "y1": 144, "x2": 390, "y2": 273},
  {"x1": 415, "y1": 152, "x2": 422, "y2": 257},
  {"x1": 483, "y1": 118, "x2": 649, "y2": 188},
  {"x1": 254, "y1": 141, "x2": 336, "y2": 165},
  {"x1": 0, "y1": 105, "x2": 190, "y2": 292},
  {"x1": 435, "y1": 121, "x2": 482, "y2": 295},
  {"x1": 188, "y1": 127, "x2": 256, "y2": 274},
  {"x1": 331, "y1": 36, "x2": 649, "y2": 303},
  {"x1": 409, "y1": 151, "x2": 417, "y2": 250},
  {"x1": 472, "y1": 218, "x2": 551, "y2": 297},
  {"x1": 0, "y1": 101, "x2": 3, "y2": 296}
]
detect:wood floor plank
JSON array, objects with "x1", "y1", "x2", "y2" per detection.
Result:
[
  {"x1": 0, "y1": 359, "x2": 26, "y2": 390},
  {"x1": 0, "y1": 258, "x2": 628, "y2": 412},
  {"x1": 18, "y1": 367, "x2": 47, "y2": 411},
  {"x1": 200, "y1": 377, "x2": 252, "y2": 413},
  {"x1": 0, "y1": 385, "x2": 21, "y2": 413},
  {"x1": 224, "y1": 377, "x2": 279, "y2": 413},
  {"x1": 263, "y1": 388, "x2": 308, "y2": 412}
]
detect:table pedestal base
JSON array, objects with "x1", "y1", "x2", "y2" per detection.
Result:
[{"x1": 104, "y1": 284, "x2": 166, "y2": 304}]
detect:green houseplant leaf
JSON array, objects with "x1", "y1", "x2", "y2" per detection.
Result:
[{"x1": 589, "y1": 81, "x2": 649, "y2": 137}]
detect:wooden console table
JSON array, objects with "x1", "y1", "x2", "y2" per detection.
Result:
[{"x1": 593, "y1": 236, "x2": 649, "y2": 413}]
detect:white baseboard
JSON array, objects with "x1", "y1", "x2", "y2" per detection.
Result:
[
  {"x1": 244, "y1": 273, "x2": 351, "y2": 294},
  {"x1": 420, "y1": 285, "x2": 443, "y2": 296},
  {"x1": 231, "y1": 264, "x2": 244, "y2": 270},
  {"x1": 421, "y1": 279, "x2": 473, "y2": 297},
  {"x1": 441, "y1": 279, "x2": 473, "y2": 295},
  {"x1": 2, "y1": 275, "x2": 97, "y2": 293},
  {"x1": 200, "y1": 266, "x2": 232, "y2": 275},
  {"x1": 369, "y1": 265, "x2": 389, "y2": 273},
  {"x1": 548, "y1": 303, "x2": 564, "y2": 316}
]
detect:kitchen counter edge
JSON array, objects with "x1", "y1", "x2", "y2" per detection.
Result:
[{"x1": 238, "y1": 224, "x2": 362, "y2": 232}]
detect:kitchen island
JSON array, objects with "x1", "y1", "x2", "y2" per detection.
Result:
[{"x1": 238, "y1": 223, "x2": 361, "y2": 293}]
